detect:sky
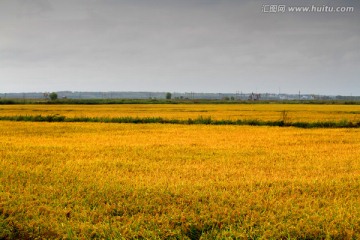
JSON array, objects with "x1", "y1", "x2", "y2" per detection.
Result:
[{"x1": 0, "y1": 0, "x2": 359, "y2": 95}]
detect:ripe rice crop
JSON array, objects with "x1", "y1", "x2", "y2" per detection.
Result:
[
  {"x1": 0, "y1": 104, "x2": 359, "y2": 123},
  {"x1": 1, "y1": 121, "x2": 359, "y2": 239}
]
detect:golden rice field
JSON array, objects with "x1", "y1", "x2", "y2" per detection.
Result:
[
  {"x1": 1, "y1": 108, "x2": 360, "y2": 239},
  {"x1": 1, "y1": 103, "x2": 360, "y2": 122}
]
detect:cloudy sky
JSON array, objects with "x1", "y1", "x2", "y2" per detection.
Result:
[{"x1": 0, "y1": 0, "x2": 359, "y2": 95}]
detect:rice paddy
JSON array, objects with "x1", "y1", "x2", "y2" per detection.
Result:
[{"x1": 1, "y1": 104, "x2": 359, "y2": 239}]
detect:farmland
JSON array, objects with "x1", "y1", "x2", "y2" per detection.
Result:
[
  {"x1": 1, "y1": 103, "x2": 360, "y2": 123},
  {"x1": 1, "y1": 104, "x2": 360, "y2": 239}
]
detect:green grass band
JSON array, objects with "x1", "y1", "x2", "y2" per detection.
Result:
[{"x1": 0, "y1": 115, "x2": 359, "y2": 128}]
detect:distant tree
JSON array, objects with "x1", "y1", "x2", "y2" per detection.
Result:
[
  {"x1": 222, "y1": 96, "x2": 230, "y2": 101},
  {"x1": 166, "y1": 92, "x2": 172, "y2": 100},
  {"x1": 49, "y1": 92, "x2": 58, "y2": 101}
]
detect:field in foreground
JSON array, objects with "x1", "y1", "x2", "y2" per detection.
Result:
[{"x1": 1, "y1": 121, "x2": 360, "y2": 239}]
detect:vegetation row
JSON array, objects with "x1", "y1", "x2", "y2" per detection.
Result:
[
  {"x1": 0, "y1": 115, "x2": 359, "y2": 128},
  {"x1": 1, "y1": 98, "x2": 360, "y2": 105}
]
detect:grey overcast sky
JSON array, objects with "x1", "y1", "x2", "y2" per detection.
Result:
[{"x1": 0, "y1": 0, "x2": 359, "y2": 95}]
